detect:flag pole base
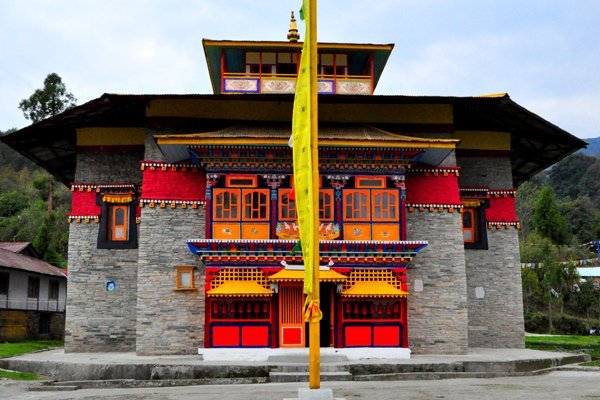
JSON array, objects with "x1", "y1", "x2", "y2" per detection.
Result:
[{"x1": 282, "y1": 388, "x2": 345, "y2": 400}]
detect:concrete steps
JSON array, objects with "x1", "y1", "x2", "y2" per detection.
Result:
[{"x1": 268, "y1": 354, "x2": 352, "y2": 383}]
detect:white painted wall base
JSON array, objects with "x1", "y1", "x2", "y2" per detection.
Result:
[{"x1": 198, "y1": 347, "x2": 411, "y2": 362}]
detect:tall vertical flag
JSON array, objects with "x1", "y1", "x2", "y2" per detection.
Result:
[
  {"x1": 291, "y1": 0, "x2": 322, "y2": 390},
  {"x1": 292, "y1": 0, "x2": 319, "y2": 308}
]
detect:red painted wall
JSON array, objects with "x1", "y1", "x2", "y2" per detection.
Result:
[{"x1": 141, "y1": 166, "x2": 206, "y2": 201}]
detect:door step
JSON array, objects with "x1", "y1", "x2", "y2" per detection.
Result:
[{"x1": 269, "y1": 371, "x2": 353, "y2": 383}]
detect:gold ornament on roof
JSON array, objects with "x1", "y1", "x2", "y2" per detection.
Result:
[{"x1": 287, "y1": 11, "x2": 300, "y2": 42}]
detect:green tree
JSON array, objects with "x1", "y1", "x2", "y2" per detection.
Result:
[
  {"x1": 540, "y1": 257, "x2": 565, "y2": 331},
  {"x1": 576, "y1": 280, "x2": 598, "y2": 319},
  {"x1": 19, "y1": 73, "x2": 76, "y2": 123},
  {"x1": 534, "y1": 185, "x2": 569, "y2": 245},
  {"x1": 522, "y1": 266, "x2": 541, "y2": 314}
]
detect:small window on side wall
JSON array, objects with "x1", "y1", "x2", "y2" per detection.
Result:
[
  {"x1": 97, "y1": 193, "x2": 138, "y2": 250},
  {"x1": 461, "y1": 204, "x2": 489, "y2": 250},
  {"x1": 175, "y1": 266, "x2": 196, "y2": 291},
  {"x1": 109, "y1": 205, "x2": 129, "y2": 241}
]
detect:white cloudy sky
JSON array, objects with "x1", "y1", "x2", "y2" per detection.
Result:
[{"x1": 1, "y1": 0, "x2": 598, "y2": 139}]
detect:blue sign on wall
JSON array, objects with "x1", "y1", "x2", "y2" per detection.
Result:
[{"x1": 106, "y1": 281, "x2": 117, "y2": 292}]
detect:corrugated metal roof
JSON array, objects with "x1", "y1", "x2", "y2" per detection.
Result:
[
  {"x1": 0, "y1": 248, "x2": 67, "y2": 278},
  {"x1": 0, "y1": 93, "x2": 587, "y2": 187},
  {"x1": 0, "y1": 242, "x2": 31, "y2": 253},
  {"x1": 158, "y1": 123, "x2": 457, "y2": 143}
]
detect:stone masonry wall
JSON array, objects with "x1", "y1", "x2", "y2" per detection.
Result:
[
  {"x1": 75, "y1": 152, "x2": 144, "y2": 183},
  {"x1": 456, "y1": 157, "x2": 513, "y2": 188},
  {"x1": 65, "y1": 222, "x2": 138, "y2": 352},
  {"x1": 136, "y1": 206, "x2": 205, "y2": 355},
  {"x1": 407, "y1": 211, "x2": 469, "y2": 354},
  {"x1": 465, "y1": 228, "x2": 525, "y2": 347},
  {"x1": 65, "y1": 150, "x2": 142, "y2": 352},
  {"x1": 458, "y1": 155, "x2": 525, "y2": 348}
]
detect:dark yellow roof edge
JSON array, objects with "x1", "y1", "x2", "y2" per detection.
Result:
[{"x1": 202, "y1": 38, "x2": 395, "y2": 52}]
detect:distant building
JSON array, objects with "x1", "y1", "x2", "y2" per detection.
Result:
[
  {"x1": 0, "y1": 244, "x2": 67, "y2": 341},
  {"x1": 577, "y1": 267, "x2": 600, "y2": 286},
  {"x1": 0, "y1": 17, "x2": 586, "y2": 354}
]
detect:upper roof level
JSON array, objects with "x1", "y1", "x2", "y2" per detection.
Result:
[{"x1": 203, "y1": 24, "x2": 394, "y2": 96}]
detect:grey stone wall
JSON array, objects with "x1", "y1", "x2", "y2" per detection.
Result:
[
  {"x1": 65, "y1": 222, "x2": 138, "y2": 352},
  {"x1": 458, "y1": 155, "x2": 525, "y2": 348},
  {"x1": 74, "y1": 152, "x2": 144, "y2": 183},
  {"x1": 144, "y1": 131, "x2": 168, "y2": 161},
  {"x1": 465, "y1": 229, "x2": 525, "y2": 348},
  {"x1": 136, "y1": 206, "x2": 205, "y2": 355},
  {"x1": 407, "y1": 211, "x2": 469, "y2": 354},
  {"x1": 457, "y1": 157, "x2": 513, "y2": 188},
  {"x1": 66, "y1": 151, "x2": 142, "y2": 352}
]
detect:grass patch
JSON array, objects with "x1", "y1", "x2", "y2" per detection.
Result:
[
  {"x1": 525, "y1": 335, "x2": 600, "y2": 359},
  {"x1": 0, "y1": 340, "x2": 63, "y2": 358},
  {"x1": 580, "y1": 360, "x2": 600, "y2": 367},
  {"x1": 0, "y1": 368, "x2": 39, "y2": 380}
]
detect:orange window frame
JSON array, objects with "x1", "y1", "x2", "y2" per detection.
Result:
[
  {"x1": 278, "y1": 189, "x2": 297, "y2": 221},
  {"x1": 343, "y1": 189, "x2": 371, "y2": 221},
  {"x1": 225, "y1": 175, "x2": 257, "y2": 188},
  {"x1": 213, "y1": 189, "x2": 240, "y2": 221},
  {"x1": 319, "y1": 189, "x2": 334, "y2": 221},
  {"x1": 110, "y1": 204, "x2": 129, "y2": 241},
  {"x1": 175, "y1": 266, "x2": 196, "y2": 291},
  {"x1": 242, "y1": 189, "x2": 270, "y2": 221},
  {"x1": 462, "y1": 208, "x2": 476, "y2": 243},
  {"x1": 355, "y1": 176, "x2": 386, "y2": 189},
  {"x1": 372, "y1": 190, "x2": 399, "y2": 221}
]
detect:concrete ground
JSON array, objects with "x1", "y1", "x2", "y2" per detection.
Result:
[
  {"x1": 0, "y1": 347, "x2": 590, "y2": 383},
  {"x1": 2, "y1": 370, "x2": 600, "y2": 400}
]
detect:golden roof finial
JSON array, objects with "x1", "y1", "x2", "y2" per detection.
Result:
[{"x1": 287, "y1": 11, "x2": 300, "y2": 42}]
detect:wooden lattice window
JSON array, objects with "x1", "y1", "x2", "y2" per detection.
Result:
[
  {"x1": 48, "y1": 280, "x2": 60, "y2": 300},
  {"x1": 214, "y1": 189, "x2": 240, "y2": 221},
  {"x1": 279, "y1": 189, "x2": 333, "y2": 222},
  {"x1": 226, "y1": 175, "x2": 257, "y2": 188},
  {"x1": 279, "y1": 189, "x2": 297, "y2": 221},
  {"x1": 109, "y1": 204, "x2": 129, "y2": 241},
  {"x1": 372, "y1": 190, "x2": 398, "y2": 221},
  {"x1": 211, "y1": 299, "x2": 270, "y2": 320},
  {"x1": 243, "y1": 189, "x2": 269, "y2": 220},
  {"x1": 355, "y1": 176, "x2": 386, "y2": 188},
  {"x1": 319, "y1": 190, "x2": 334, "y2": 221},
  {"x1": 28, "y1": 277, "x2": 40, "y2": 298},
  {"x1": 462, "y1": 208, "x2": 476, "y2": 243},
  {"x1": 342, "y1": 269, "x2": 401, "y2": 290},
  {"x1": 210, "y1": 268, "x2": 270, "y2": 290},
  {"x1": 175, "y1": 266, "x2": 196, "y2": 290},
  {"x1": 0, "y1": 272, "x2": 8, "y2": 295},
  {"x1": 343, "y1": 190, "x2": 370, "y2": 221}
]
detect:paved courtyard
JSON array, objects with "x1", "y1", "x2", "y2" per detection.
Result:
[{"x1": 2, "y1": 370, "x2": 600, "y2": 400}]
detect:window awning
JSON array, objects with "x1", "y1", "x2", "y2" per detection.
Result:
[
  {"x1": 207, "y1": 281, "x2": 273, "y2": 297},
  {"x1": 341, "y1": 281, "x2": 407, "y2": 298},
  {"x1": 269, "y1": 269, "x2": 347, "y2": 282},
  {"x1": 102, "y1": 193, "x2": 134, "y2": 203}
]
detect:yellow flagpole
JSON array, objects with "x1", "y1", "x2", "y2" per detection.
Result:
[
  {"x1": 291, "y1": 0, "x2": 320, "y2": 389},
  {"x1": 307, "y1": 0, "x2": 320, "y2": 390}
]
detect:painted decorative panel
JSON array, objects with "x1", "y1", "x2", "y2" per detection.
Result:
[
  {"x1": 318, "y1": 80, "x2": 334, "y2": 94},
  {"x1": 224, "y1": 78, "x2": 259, "y2": 93},
  {"x1": 262, "y1": 78, "x2": 296, "y2": 93},
  {"x1": 336, "y1": 79, "x2": 371, "y2": 95}
]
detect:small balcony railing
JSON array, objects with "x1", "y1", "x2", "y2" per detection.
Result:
[{"x1": 222, "y1": 73, "x2": 373, "y2": 95}]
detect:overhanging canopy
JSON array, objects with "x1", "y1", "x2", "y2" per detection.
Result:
[
  {"x1": 269, "y1": 268, "x2": 347, "y2": 282},
  {"x1": 207, "y1": 281, "x2": 273, "y2": 297},
  {"x1": 341, "y1": 281, "x2": 407, "y2": 298}
]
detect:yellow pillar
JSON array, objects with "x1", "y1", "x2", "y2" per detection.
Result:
[{"x1": 308, "y1": 0, "x2": 320, "y2": 390}]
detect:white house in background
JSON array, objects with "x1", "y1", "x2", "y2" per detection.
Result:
[
  {"x1": 577, "y1": 267, "x2": 600, "y2": 287},
  {"x1": 0, "y1": 243, "x2": 67, "y2": 340}
]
